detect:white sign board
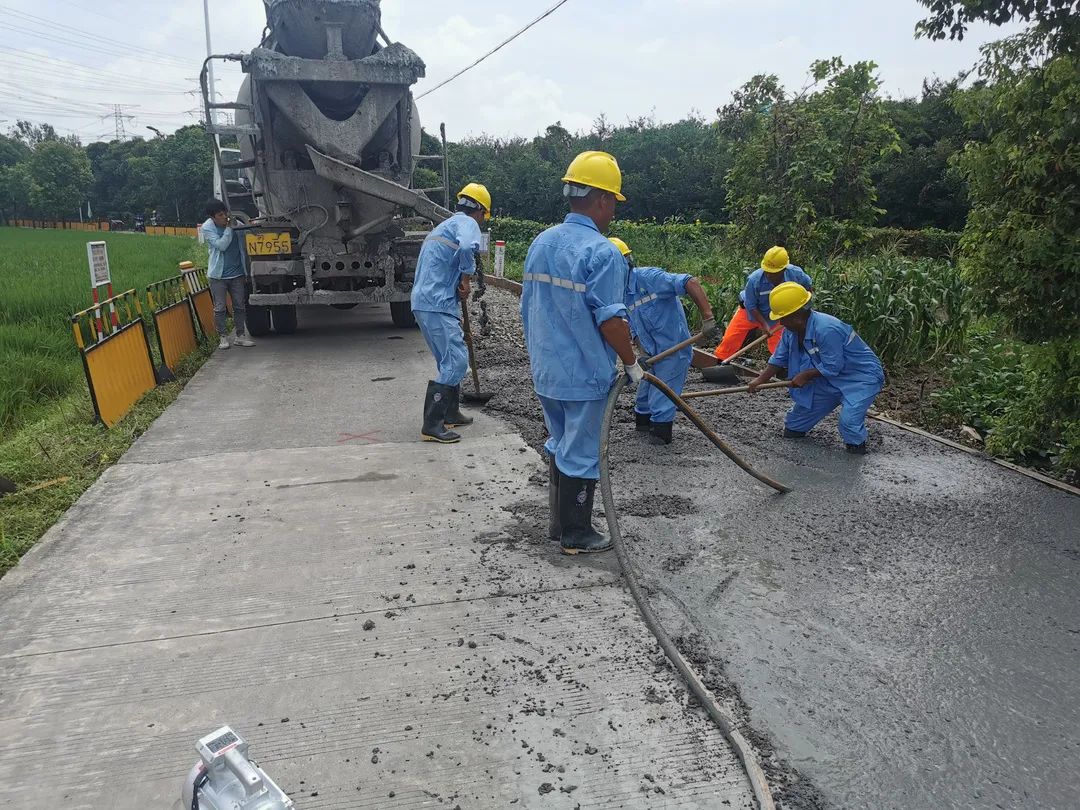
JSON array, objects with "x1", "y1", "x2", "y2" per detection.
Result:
[
  {"x1": 86, "y1": 241, "x2": 111, "y2": 288},
  {"x1": 493, "y1": 240, "x2": 506, "y2": 279},
  {"x1": 479, "y1": 232, "x2": 490, "y2": 254}
]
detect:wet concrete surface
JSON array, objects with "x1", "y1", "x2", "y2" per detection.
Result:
[{"x1": 473, "y1": 288, "x2": 1080, "y2": 810}]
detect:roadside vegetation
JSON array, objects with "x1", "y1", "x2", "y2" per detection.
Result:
[{"x1": 0, "y1": 228, "x2": 211, "y2": 575}]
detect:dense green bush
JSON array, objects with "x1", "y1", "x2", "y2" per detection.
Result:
[
  {"x1": 933, "y1": 331, "x2": 1080, "y2": 474},
  {"x1": 490, "y1": 217, "x2": 959, "y2": 264},
  {"x1": 952, "y1": 53, "x2": 1080, "y2": 343}
]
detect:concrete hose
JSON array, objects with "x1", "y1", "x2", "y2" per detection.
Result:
[{"x1": 599, "y1": 373, "x2": 780, "y2": 810}]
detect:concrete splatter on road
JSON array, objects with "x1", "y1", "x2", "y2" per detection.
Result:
[{"x1": 472, "y1": 287, "x2": 1080, "y2": 810}]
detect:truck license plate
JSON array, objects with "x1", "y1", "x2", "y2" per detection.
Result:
[{"x1": 245, "y1": 232, "x2": 292, "y2": 256}]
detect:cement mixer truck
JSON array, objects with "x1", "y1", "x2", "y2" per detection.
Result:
[{"x1": 200, "y1": 0, "x2": 451, "y2": 335}]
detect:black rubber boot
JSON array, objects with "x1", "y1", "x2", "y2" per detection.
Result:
[
  {"x1": 558, "y1": 473, "x2": 611, "y2": 555},
  {"x1": 548, "y1": 455, "x2": 561, "y2": 541},
  {"x1": 783, "y1": 428, "x2": 807, "y2": 439},
  {"x1": 846, "y1": 442, "x2": 868, "y2": 455},
  {"x1": 421, "y1": 381, "x2": 461, "y2": 443},
  {"x1": 649, "y1": 421, "x2": 673, "y2": 445},
  {"x1": 634, "y1": 411, "x2": 652, "y2": 432},
  {"x1": 444, "y1": 385, "x2": 473, "y2": 427}
]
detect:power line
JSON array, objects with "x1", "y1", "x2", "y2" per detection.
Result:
[
  {"x1": 0, "y1": 6, "x2": 191, "y2": 67},
  {"x1": 0, "y1": 48, "x2": 191, "y2": 90},
  {"x1": 0, "y1": 21, "x2": 191, "y2": 70},
  {"x1": 415, "y1": 0, "x2": 573, "y2": 101}
]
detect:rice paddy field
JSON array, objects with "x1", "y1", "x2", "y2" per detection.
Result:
[
  {"x1": 0, "y1": 227, "x2": 205, "y2": 432},
  {"x1": 0, "y1": 226, "x2": 211, "y2": 573}
]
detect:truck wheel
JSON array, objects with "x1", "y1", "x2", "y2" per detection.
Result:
[
  {"x1": 272, "y1": 305, "x2": 298, "y2": 334},
  {"x1": 390, "y1": 301, "x2": 416, "y2": 329},
  {"x1": 247, "y1": 304, "x2": 271, "y2": 336}
]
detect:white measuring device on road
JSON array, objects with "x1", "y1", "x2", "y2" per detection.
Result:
[{"x1": 181, "y1": 726, "x2": 293, "y2": 810}]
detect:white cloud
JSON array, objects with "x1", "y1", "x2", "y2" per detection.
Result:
[{"x1": 0, "y1": 0, "x2": 1026, "y2": 142}]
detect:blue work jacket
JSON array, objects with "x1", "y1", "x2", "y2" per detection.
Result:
[
  {"x1": 411, "y1": 212, "x2": 482, "y2": 316},
  {"x1": 521, "y1": 213, "x2": 628, "y2": 401},
  {"x1": 741, "y1": 265, "x2": 814, "y2": 326},
  {"x1": 201, "y1": 219, "x2": 245, "y2": 280},
  {"x1": 625, "y1": 266, "x2": 693, "y2": 362},
  {"x1": 770, "y1": 311, "x2": 885, "y2": 407}
]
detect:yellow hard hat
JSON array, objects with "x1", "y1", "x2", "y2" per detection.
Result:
[
  {"x1": 457, "y1": 182, "x2": 492, "y2": 220},
  {"x1": 562, "y1": 151, "x2": 626, "y2": 201},
  {"x1": 761, "y1": 246, "x2": 790, "y2": 273},
  {"x1": 769, "y1": 281, "x2": 812, "y2": 320},
  {"x1": 608, "y1": 237, "x2": 632, "y2": 256}
]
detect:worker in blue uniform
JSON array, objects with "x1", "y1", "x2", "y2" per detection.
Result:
[
  {"x1": 713, "y1": 246, "x2": 813, "y2": 361},
  {"x1": 521, "y1": 151, "x2": 644, "y2": 555},
  {"x1": 411, "y1": 182, "x2": 491, "y2": 443},
  {"x1": 609, "y1": 237, "x2": 719, "y2": 445},
  {"x1": 748, "y1": 282, "x2": 885, "y2": 454}
]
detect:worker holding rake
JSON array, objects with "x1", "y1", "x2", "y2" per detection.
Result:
[
  {"x1": 748, "y1": 282, "x2": 885, "y2": 454},
  {"x1": 609, "y1": 237, "x2": 719, "y2": 445},
  {"x1": 411, "y1": 182, "x2": 492, "y2": 444},
  {"x1": 713, "y1": 246, "x2": 813, "y2": 362}
]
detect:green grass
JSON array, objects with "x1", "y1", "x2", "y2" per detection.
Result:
[
  {"x1": 0, "y1": 344, "x2": 214, "y2": 574},
  {"x1": 0, "y1": 226, "x2": 206, "y2": 431},
  {"x1": 0, "y1": 226, "x2": 212, "y2": 575}
]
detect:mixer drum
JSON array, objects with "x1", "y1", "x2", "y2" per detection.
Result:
[{"x1": 264, "y1": 0, "x2": 381, "y2": 59}]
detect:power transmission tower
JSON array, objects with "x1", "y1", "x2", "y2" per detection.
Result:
[{"x1": 102, "y1": 104, "x2": 136, "y2": 141}]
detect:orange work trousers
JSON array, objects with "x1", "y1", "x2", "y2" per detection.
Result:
[{"x1": 713, "y1": 306, "x2": 783, "y2": 360}]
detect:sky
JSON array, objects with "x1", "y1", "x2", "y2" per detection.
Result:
[{"x1": 0, "y1": 0, "x2": 1021, "y2": 144}]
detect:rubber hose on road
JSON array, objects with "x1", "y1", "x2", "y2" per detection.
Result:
[{"x1": 599, "y1": 374, "x2": 780, "y2": 810}]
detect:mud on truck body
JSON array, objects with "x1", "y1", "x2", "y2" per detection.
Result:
[{"x1": 201, "y1": 0, "x2": 452, "y2": 334}]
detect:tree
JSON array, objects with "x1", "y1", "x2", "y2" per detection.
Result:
[
  {"x1": 0, "y1": 134, "x2": 31, "y2": 168},
  {"x1": 152, "y1": 125, "x2": 214, "y2": 222},
  {"x1": 10, "y1": 120, "x2": 80, "y2": 149},
  {"x1": 28, "y1": 141, "x2": 93, "y2": 219},
  {"x1": 874, "y1": 79, "x2": 971, "y2": 230},
  {"x1": 721, "y1": 58, "x2": 900, "y2": 254},
  {"x1": 952, "y1": 54, "x2": 1080, "y2": 341},
  {"x1": 916, "y1": 0, "x2": 1079, "y2": 50},
  {"x1": 0, "y1": 164, "x2": 33, "y2": 221}
]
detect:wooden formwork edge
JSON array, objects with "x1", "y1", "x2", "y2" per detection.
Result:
[{"x1": 869, "y1": 412, "x2": 1078, "y2": 497}]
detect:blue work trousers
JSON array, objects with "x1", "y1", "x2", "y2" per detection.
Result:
[
  {"x1": 415, "y1": 310, "x2": 469, "y2": 386},
  {"x1": 785, "y1": 384, "x2": 878, "y2": 445},
  {"x1": 634, "y1": 353, "x2": 690, "y2": 424},
  {"x1": 538, "y1": 396, "x2": 607, "y2": 480}
]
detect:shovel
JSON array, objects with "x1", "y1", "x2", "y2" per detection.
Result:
[
  {"x1": 699, "y1": 330, "x2": 775, "y2": 384},
  {"x1": 682, "y1": 380, "x2": 791, "y2": 400},
  {"x1": 460, "y1": 297, "x2": 493, "y2": 405}
]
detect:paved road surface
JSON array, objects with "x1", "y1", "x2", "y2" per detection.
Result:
[
  {"x1": 0, "y1": 305, "x2": 755, "y2": 809},
  {"x1": 473, "y1": 288, "x2": 1080, "y2": 810}
]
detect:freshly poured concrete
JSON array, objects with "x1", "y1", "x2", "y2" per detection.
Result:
[
  {"x1": 0, "y1": 305, "x2": 754, "y2": 809},
  {"x1": 474, "y1": 289, "x2": 1080, "y2": 810}
]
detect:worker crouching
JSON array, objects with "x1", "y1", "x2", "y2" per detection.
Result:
[
  {"x1": 714, "y1": 246, "x2": 813, "y2": 361},
  {"x1": 522, "y1": 151, "x2": 645, "y2": 555},
  {"x1": 748, "y1": 282, "x2": 885, "y2": 454},
  {"x1": 610, "y1": 237, "x2": 719, "y2": 445},
  {"x1": 411, "y1": 183, "x2": 492, "y2": 443}
]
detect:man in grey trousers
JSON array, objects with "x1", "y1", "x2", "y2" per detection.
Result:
[{"x1": 200, "y1": 199, "x2": 254, "y2": 349}]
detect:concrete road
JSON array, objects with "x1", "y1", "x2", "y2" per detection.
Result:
[
  {"x1": 0, "y1": 305, "x2": 755, "y2": 809},
  {"x1": 474, "y1": 288, "x2": 1080, "y2": 810}
]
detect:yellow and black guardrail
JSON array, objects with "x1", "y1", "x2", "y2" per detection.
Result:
[
  {"x1": 147, "y1": 275, "x2": 200, "y2": 375},
  {"x1": 180, "y1": 262, "x2": 222, "y2": 338},
  {"x1": 9, "y1": 218, "x2": 200, "y2": 236},
  {"x1": 71, "y1": 290, "x2": 158, "y2": 428},
  {"x1": 68, "y1": 262, "x2": 232, "y2": 429}
]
